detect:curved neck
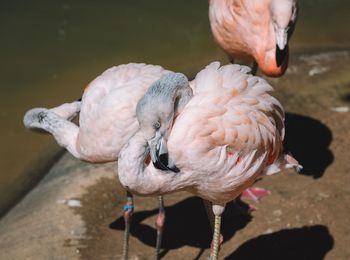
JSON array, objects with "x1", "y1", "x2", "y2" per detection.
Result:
[
  {"x1": 118, "y1": 132, "x2": 182, "y2": 196},
  {"x1": 173, "y1": 83, "x2": 193, "y2": 117},
  {"x1": 118, "y1": 73, "x2": 194, "y2": 196}
]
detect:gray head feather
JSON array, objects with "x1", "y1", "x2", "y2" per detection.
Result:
[
  {"x1": 136, "y1": 72, "x2": 193, "y2": 139},
  {"x1": 136, "y1": 72, "x2": 191, "y2": 118}
]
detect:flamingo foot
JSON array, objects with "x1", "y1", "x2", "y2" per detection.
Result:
[{"x1": 240, "y1": 187, "x2": 271, "y2": 204}]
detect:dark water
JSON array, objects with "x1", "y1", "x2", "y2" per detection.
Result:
[{"x1": 0, "y1": 0, "x2": 349, "y2": 216}]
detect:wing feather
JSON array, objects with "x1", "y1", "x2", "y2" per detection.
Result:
[{"x1": 169, "y1": 62, "x2": 285, "y2": 168}]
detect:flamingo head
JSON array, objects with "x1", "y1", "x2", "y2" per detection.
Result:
[
  {"x1": 257, "y1": 0, "x2": 297, "y2": 77},
  {"x1": 255, "y1": 45, "x2": 289, "y2": 77},
  {"x1": 136, "y1": 72, "x2": 193, "y2": 173}
]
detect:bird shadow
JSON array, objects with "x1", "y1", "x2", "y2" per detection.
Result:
[
  {"x1": 225, "y1": 225, "x2": 334, "y2": 260},
  {"x1": 110, "y1": 196, "x2": 252, "y2": 258},
  {"x1": 284, "y1": 113, "x2": 333, "y2": 179},
  {"x1": 341, "y1": 93, "x2": 350, "y2": 103}
]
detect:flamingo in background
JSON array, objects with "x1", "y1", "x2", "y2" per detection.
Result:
[
  {"x1": 208, "y1": 0, "x2": 298, "y2": 204},
  {"x1": 118, "y1": 62, "x2": 300, "y2": 259},
  {"x1": 209, "y1": 0, "x2": 298, "y2": 77},
  {"x1": 23, "y1": 63, "x2": 171, "y2": 259}
]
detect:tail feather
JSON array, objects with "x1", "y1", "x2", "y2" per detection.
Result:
[{"x1": 263, "y1": 153, "x2": 302, "y2": 176}]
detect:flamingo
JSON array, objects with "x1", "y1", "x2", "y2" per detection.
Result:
[
  {"x1": 208, "y1": 0, "x2": 298, "y2": 204},
  {"x1": 117, "y1": 62, "x2": 300, "y2": 259},
  {"x1": 23, "y1": 63, "x2": 172, "y2": 259},
  {"x1": 209, "y1": 0, "x2": 298, "y2": 77}
]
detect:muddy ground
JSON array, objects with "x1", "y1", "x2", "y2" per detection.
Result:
[{"x1": 1, "y1": 50, "x2": 349, "y2": 260}]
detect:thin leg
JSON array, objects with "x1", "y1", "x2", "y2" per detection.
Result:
[
  {"x1": 209, "y1": 204, "x2": 225, "y2": 260},
  {"x1": 122, "y1": 191, "x2": 134, "y2": 260},
  {"x1": 155, "y1": 196, "x2": 165, "y2": 260},
  {"x1": 251, "y1": 61, "x2": 259, "y2": 76},
  {"x1": 203, "y1": 200, "x2": 224, "y2": 252},
  {"x1": 211, "y1": 215, "x2": 222, "y2": 260},
  {"x1": 49, "y1": 100, "x2": 81, "y2": 120},
  {"x1": 229, "y1": 56, "x2": 235, "y2": 64},
  {"x1": 229, "y1": 57, "x2": 258, "y2": 75}
]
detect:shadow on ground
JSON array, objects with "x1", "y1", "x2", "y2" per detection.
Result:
[
  {"x1": 341, "y1": 93, "x2": 350, "y2": 102},
  {"x1": 110, "y1": 196, "x2": 251, "y2": 258},
  {"x1": 284, "y1": 113, "x2": 333, "y2": 179},
  {"x1": 225, "y1": 225, "x2": 334, "y2": 260}
]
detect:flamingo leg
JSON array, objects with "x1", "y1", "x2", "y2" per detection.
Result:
[
  {"x1": 229, "y1": 58, "x2": 258, "y2": 76},
  {"x1": 240, "y1": 187, "x2": 271, "y2": 204},
  {"x1": 203, "y1": 200, "x2": 223, "y2": 250},
  {"x1": 209, "y1": 204, "x2": 225, "y2": 260},
  {"x1": 251, "y1": 61, "x2": 259, "y2": 75},
  {"x1": 229, "y1": 56, "x2": 235, "y2": 64},
  {"x1": 155, "y1": 196, "x2": 165, "y2": 260},
  {"x1": 122, "y1": 191, "x2": 134, "y2": 260}
]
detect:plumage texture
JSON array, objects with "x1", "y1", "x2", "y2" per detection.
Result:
[
  {"x1": 24, "y1": 63, "x2": 170, "y2": 162},
  {"x1": 118, "y1": 62, "x2": 299, "y2": 205},
  {"x1": 209, "y1": 0, "x2": 298, "y2": 76},
  {"x1": 24, "y1": 63, "x2": 173, "y2": 260}
]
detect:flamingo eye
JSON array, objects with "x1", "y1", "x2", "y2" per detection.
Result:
[{"x1": 153, "y1": 121, "x2": 161, "y2": 130}]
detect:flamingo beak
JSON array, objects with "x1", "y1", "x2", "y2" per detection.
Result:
[
  {"x1": 148, "y1": 134, "x2": 180, "y2": 173},
  {"x1": 276, "y1": 44, "x2": 288, "y2": 67},
  {"x1": 275, "y1": 27, "x2": 289, "y2": 68}
]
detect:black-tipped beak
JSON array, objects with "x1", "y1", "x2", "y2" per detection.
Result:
[
  {"x1": 149, "y1": 136, "x2": 180, "y2": 173},
  {"x1": 276, "y1": 44, "x2": 288, "y2": 67},
  {"x1": 152, "y1": 152, "x2": 180, "y2": 173}
]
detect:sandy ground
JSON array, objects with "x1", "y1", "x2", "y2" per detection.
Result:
[{"x1": 0, "y1": 49, "x2": 349, "y2": 260}]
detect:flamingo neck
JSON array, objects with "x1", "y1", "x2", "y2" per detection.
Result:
[{"x1": 118, "y1": 132, "x2": 179, "y2": 196}]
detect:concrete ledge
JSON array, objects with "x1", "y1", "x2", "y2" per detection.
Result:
[{"x1": 0, "y1": 153, "x2": 116, "y2": 260}]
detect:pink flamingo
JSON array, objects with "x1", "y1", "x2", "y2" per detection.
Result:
[
  {"x1": 209, "y1": 0, "x2": 298, "y2": 77},
  {"x1": 118, "y1": 62, "x2": 301, "y2": 259},
  {"x1": 23, "y1": 63, "x2": 171, "y2": 259},
  {"x1": 209, "y1": 0, "x2": 298, "y2": 204}
]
